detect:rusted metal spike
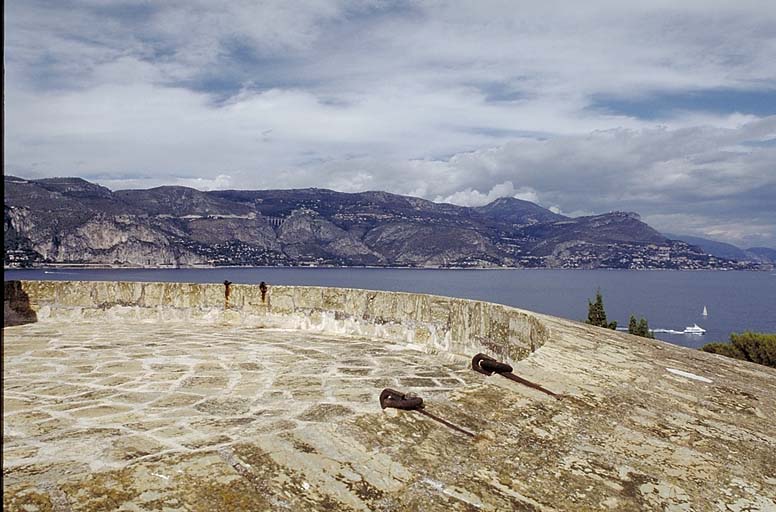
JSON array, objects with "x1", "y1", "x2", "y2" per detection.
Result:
[
  {"x1": 473, "y1": 353, "x2": 513, "y2": 375},
  {"x1": 416, "y1": 409, "x2": 476, "y2": 438},
  {"x1": 379, "y1": 388, "x2": 476, "y2": 438},
  {"x1": 502, "y1": 373, "x2": 561, "y2": 400},
  {"x1": 472, "y1": 353, "x2": 495, "y2": 375},
  {"x1": 471, "y1": 353, "x2": 561, "y2": 400},
  {"x1": 379, "y1": 388, "x2": 424, "y2": 410}
]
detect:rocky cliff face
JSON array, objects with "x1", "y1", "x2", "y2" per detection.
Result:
[
  {"x1": 276, "y1": 209, "x2": 384, "y2": 265},
  {"x1": 3, "y1": 175, "x2": 752, "y2": 269}
]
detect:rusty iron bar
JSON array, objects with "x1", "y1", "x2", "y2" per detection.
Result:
[
  {"x1": 501, "y1": 372, "x2": 561, "y2": 399},
  {"x1": 472, "y1": 353, "x2": 561, "y2": 400},
  {"x1": 475, "y1": 356, "x2": 513, "y2": 375},
  {"x1": 379, "y1": 388, "x2": 475, "y2": 438},
  {"x1": 380, "y1": 388, "x2": 424, "y2": 410},
  {"x1": 415, "y1": 409, "x2": 475, "y2": 438}
]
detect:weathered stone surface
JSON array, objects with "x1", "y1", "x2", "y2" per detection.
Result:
[{"x1": 3, "y1": 281, "x2": 775, "y2": 511}]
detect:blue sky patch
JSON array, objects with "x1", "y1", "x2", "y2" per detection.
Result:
[{"x1": 590, "y1": 88, "x2": 776, "y2": 119}]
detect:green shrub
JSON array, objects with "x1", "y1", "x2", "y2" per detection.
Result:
[
  {"x1": 701, "y1": 332, "x2": 776, "y2": 368},
  {"x1": 700, "y1": 342, "x2": 745, "y2": 359}
]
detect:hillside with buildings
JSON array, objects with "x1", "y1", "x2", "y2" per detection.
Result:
[{"x1": 4, "y1": 175, "x2": 760, "y2": 270}]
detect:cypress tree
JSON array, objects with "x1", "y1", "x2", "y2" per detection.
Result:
[
  {"x1": 586, "y1": 289, "x2": 617, "y2": 330},
  {"x1": 628, "y1": 315, "x2": 638, "y2": 335},
  {"x1": 637, "y1": 318, "x2": 654, "y2": 338},
  {"x1": 627, "y1": 314, "x2": 654, "y2": 338}
]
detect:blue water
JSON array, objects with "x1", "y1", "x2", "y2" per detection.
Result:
[{"x1": 4, "y1": 268, "x2": 775, "y2": 349}]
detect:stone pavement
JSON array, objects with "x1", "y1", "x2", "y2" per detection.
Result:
[
  {"x1": 4, "y1": 317, "x2": 776, "y2": 511},
  {"x1": 3, "y1": 321, "x2": 476, "y2": 510}
]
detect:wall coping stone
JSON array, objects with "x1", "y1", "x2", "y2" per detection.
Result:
[{"x1": 4, "y1": 280, "x2": 550, "y2": 365}]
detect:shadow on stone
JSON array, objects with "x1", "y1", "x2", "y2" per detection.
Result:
[{"x1": 4, "y1": 280, "x2": 38, "y2": 327}]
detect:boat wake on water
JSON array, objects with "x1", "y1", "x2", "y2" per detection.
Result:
[{"x1": 618, "y1": 326, "x2": 706, "y2": 335}]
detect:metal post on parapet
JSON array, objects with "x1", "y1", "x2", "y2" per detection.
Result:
[{"x1": 223, "y1": 280, "x2": 232, "y2": 309}]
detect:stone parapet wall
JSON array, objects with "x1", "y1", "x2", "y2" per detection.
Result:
[{"x1": 4, "y1": 280, "x2": 549, "y2": 364}]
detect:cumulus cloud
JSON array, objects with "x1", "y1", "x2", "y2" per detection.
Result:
[
  {"x1": 435, "y1": 182, "x2": 540, "y2": 207},
  {"x1": 4, "y1": 0, "x2": 776, "y2": 246},
  {"x1": 97, "y1": 174, "x2": 235, "y2": 192}
]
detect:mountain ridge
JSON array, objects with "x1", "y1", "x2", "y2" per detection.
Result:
[
  {"x1": 4, "y1": 175, "x2": 759, "y2": 270},
  {"x1": 663, "y1": 233, "x2": 776, "y2": 264}
]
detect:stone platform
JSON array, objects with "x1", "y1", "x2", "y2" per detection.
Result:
[{"x1": 3, "y1": 281, "x2": 776, "y2": 511}]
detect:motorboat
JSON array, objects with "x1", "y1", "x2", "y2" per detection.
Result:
[{"x1": 683, "y1": 324, "x2": 706, "y2": 335}]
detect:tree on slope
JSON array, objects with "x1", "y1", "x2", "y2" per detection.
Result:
[
  {"x1": 586, "y1": 289, "x2": 617, "y2": 330},
  {"x1": 628, "y1": 315, "x2": 654, "y2": 338},
  {"x1": 628, "y1": 315, "x2": 638, "y2": 335},
  {"x1": 637, "y1": 317, "x2": 654, "y2": 338}
]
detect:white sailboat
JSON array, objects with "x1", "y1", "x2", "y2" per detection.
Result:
[{"x1": 702, "y1": 305, "x2": 708, "y2": 316}]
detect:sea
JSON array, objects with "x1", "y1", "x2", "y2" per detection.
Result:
[{"x1": 4, "y1": 268, "x2": 775, "y2": 350}]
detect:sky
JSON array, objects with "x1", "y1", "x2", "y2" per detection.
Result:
[{"x1": 4, "y1": 0, "x2": 776, "y2": 248}]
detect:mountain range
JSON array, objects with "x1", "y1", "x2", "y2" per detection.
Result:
[
  {"x1": 4, "y1": 175, "x2": 768, "y2": 270},
  {"x1": 662, "y1": 233, "x2": 776, "y2": 265}
]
